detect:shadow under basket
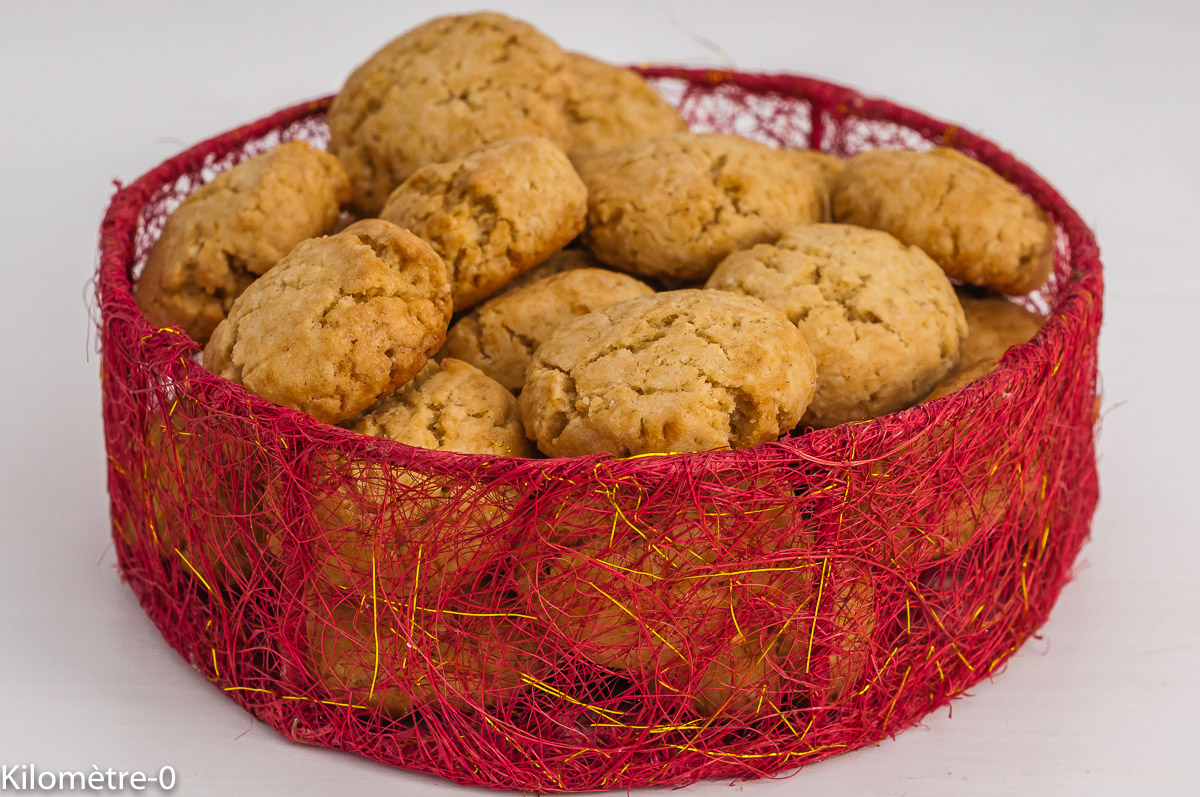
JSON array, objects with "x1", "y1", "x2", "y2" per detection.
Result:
[{"x1": 96, "y1": 67, "x2": 1102, "y2": 792}]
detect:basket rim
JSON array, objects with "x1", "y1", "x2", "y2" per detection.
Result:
[{"x1": 96, "y1": 67, "x2": 1103, "y2": 472}]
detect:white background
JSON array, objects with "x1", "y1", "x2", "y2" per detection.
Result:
[{"x1": 1, "y1": 1, "x2": 1197, "y2": 794}]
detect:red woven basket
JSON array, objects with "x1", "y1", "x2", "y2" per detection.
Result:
[{"x1": 96, "y1": 68, "x2": 1101, "y2": 792}]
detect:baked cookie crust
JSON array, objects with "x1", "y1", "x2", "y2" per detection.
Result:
[
  {"x1": 328, "y1": 12, "x2": 578, "y2": 215},
  {"x1": 441, "y1": 267, "x2": 654, "y2": 392},
  {"x1": 832, "y1": 147, "x2": 1054, "y2": 295},
  {"x1": 352, "y1": 358, "x2": 536, "y2": 457},
  {"x1": 925, "y1": 292, "x2": 1044, "y2": 400},
  {"x1": 203, "y1": 219, "x2": 451, "y2": 424},
  {"x1": 519, "y1": 289, "x2": 816, "y2": 457},
  {"x1": 563, "y1": 52, "x2": 687, "y2": 161},
  {"x1": 135, "y1": 141, "x2": 349, "y2": 343},
  {"x1": 380, "y1": 135, "x2": 587, "y2": 310},
  {"x1": 706, "y1": 224, "x2": 967, "y2": 428},
  {"x1": 578, "y1": 133, "x2": 824, "y2": 282}
]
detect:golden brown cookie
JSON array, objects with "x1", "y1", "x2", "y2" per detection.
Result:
[
  {"x1": 379, "y1": 136, "x2": 587, "y2": 310},
  {"x1": 135, "y1": 141, "x2": 350, "y2": 343},
  {"x1": 578, "y1": 133, "x2": 824, "y2": 281},
  {"x1": 831, "y1": 147, "x2": 1055, "y2": 295},
  {"x1": 563, "y1": 53, "x2": 687, "y2": 161},
  {"x1": 924, "y1": 293, "x2": 1044, "y2": 400},
  {"x1": 789, "y1": 149, "x2": 846, "y2": 221},
  {"x1": 518, "y1": 482, "x2": 872, "y2": 717},
  {"x1": 923, "y1": 358, "x2": 997, "y2": 402},
  {"x1": 957, "y1": 293, "x2": 1045, "y2": 366},
  {"x1": 497, "y1": 246, "x2": 599, "y2": 294},
  {"x1": 522, "y1": 527, "x2": 761, "y2": 714},
  {"x1": 706, "y1": 224, "x2": 966, "y2": 428},
  {"x1": 519, "y1": 289, "x2": 817, "y2": 457},
  {"x1": 119, "y1": 402, "x2": 267, "y2": 589},
  {"x1": 441, "y1": 268, "x2": 654, "y2": 392},
  {"x1": 352, "y1": 358, "x2": 535, "y2": 457},
  {"x1": 328, "y1": 12, "x2": 579, "y2": 215},
  {"x1": 856, "y1": 419, "x2": 1030, "y2": 564},
  {"x1": 298, "y1": 448, "x2": 530, "y2": 714},
  {"x1": 791, "y1": 149, "x2": 846, "y2": 188},
  {"x1": 304, "y1": 453, "x2": 517, "y2": 598},
  {"x1": 306, "y1": 594, "x2": 538, "y2": 716},
  {"x1": 203, "y1": 220, "x2": 451, "y2": 425}
]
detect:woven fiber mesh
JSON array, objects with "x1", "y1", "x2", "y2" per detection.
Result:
[{"x1": 96, "y1": 68, "x2": 1102, "y2": 792}]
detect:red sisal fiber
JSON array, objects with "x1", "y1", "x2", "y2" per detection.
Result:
[{"x1": 96, "y1": 69, "x2": 1102, "y2": 791}]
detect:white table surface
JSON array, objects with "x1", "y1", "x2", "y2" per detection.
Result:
[{"x1": 1, "y1": 1, "x2": 1196, "y2": 794}]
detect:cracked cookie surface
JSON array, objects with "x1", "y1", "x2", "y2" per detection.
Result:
[
  {"x1": 519, "y1": 289, "x2": 816, "y2": 457},
  {"x1": 577, "y1": 133, "x2": 824, "y2": 282},
  {"x1": 379, "y1": 135, "x2": 587, "y2": 310},
  {"x1": 441, "y1": 267, "x2": 654, "y2": 392},
  {"x1": 135, "y1": 141, "x2": 350, "y2": 343},
  {"x1": 352, "y1": 358, "x2": 535, "y2": 457},
  {"x1": 706, "y1": 224, "x2": 966, "y2": 428},
  {"x1": 328, "y1": 12, "x2": 579, "y2": 215},
  {"x1": 203, "y1": 220, "x2": 451, "y2": 424},
  {"x1": 563, "y1": 53, "x2": 687, "y2": 161},
  {"x1": 831, "y1": 147, "x2": 1055, "y2": 295}
]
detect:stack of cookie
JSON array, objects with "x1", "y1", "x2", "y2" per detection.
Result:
[
  {"x1": 131, "y1": 11, "x2": 1056, "y2": 717},
  {"x1": 136, "y1": 12, "x2": 1052, "y2": 461}
]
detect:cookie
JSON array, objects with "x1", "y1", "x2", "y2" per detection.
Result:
[
  {"x1": 497, "y1": 246, "x2": 600, "y2": 294},
  {"x1": 519, "y1": 482, "x2": 783, "y2": 713},
  {"x1": 858, "y1": 421, "x2": 1023, "y2": 563},
  {"x1": 789, "y1": 149, "x2": 846, "y2": 221},
  {"x1": 352, "y1": 358, "x2": 536, "y2": 457},
  {"x1": 328, "y1": 12, "x2": 578, "y2": 215},
  {"x1": 441, "y1": 268, "x2": 654, "y2": 392},
  {"x1": 831, "y1": 147, "x2": 1055, "y2": 295},
  {"x1": 578, "y1": 133, "x2": 824, "y2": 281},
  {"x1": 706, "y1": 224, "x2": 966, "y2": 428},
  {"x1": 379, "y1": 136, "x2": 587, "y2": 310},
  {"x1": 301, "y1": 449, "x2": 527, "y2": 710},
  {"x1": 790, "y1": 149, "x2": 846, "y2": 189},
  {"x1": 518, "y1": 289, "x2": 817, "y2": 457},
  {"x1": 305, "y1": 450, "x2": 517, "y2": 599},
  {"x1": 135, "y1": 141, "x2": 350, "y2": 343},
  {"x1": 925, "y1": 294, "x2": 1044, "y2": 401},
  {"x1": 519, "y1": 484, "x2": 871, "y2": 716},
  {"x1": 203, "y1": 219, "x2": 451, "y2": 424},
  {"x1": 120, "y1": 403, "x2": 266, "y2": 588},
  {"x1": 924, "y1": 359, "x2": 999, "y2": 402},
  {"x1": 523, "y1": 527, "x2": 757, "y2": 713},
  {"x1": 563, "y1": 52, "x2": 687, "y2": 161},
  {"x1": 694, "y1": 573, "x2": 873, "y2": 711},
  {"x1": 306, "y1": 594, "x2": 537, "y2": 716},
  {"x1": 958, "y1": 293, "x2": 1045, "y2": 366}
]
